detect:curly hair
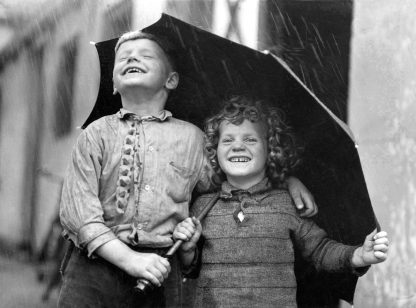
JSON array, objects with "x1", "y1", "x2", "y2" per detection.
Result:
[{"x1": 205, "y1": 96, "x2": 302, "y2": 187}]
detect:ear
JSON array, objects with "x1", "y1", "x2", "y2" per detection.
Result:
[
  {"x1": 165, "y1": 71, "x2": 179, "y2": 90},
  {"x1": 112, "y1": 75, "x2": 118, "y2": 95}
]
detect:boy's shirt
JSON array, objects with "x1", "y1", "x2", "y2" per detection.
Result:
[{"x1": 60, "y1": 108, "x2": 212, "y2": 257}]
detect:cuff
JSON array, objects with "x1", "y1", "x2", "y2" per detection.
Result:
[
  {"x1": 78, "y1": 222, "x2": 117, "y2": 257},
  {"x1": 181, "y1": 236, "x2": 205, "y2": 279},
  {"x1": 345, "y1": 245, "x2": 370, "y2": 276},
  {"x1": 351, "y1": 265, "x2": 370, "y2": 276},
  {"x1": 181, "y1": 247, "x2": 200, "y2": 278}
]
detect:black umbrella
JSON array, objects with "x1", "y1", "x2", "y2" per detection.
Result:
[{"x1": 84, "y1": 13, "x2": 378, "y2": 307}]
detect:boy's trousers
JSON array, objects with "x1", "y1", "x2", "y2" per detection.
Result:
[{"x1": 58, "y1": 247, "x2": 166, "y2": 308}]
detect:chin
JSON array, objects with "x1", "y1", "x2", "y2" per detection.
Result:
[{"x1": 226, "y1": 171, "x2": 252, "y2": 179}]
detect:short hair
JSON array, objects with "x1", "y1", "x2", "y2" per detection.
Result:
[
  {"x1": 114, "y1": 30, "x2": 178, "y2": 71},
  {"x1": 204, "y1": 96, "x2": 302, "y2": 187}
]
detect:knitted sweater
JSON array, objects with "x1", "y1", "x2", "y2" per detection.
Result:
[{"x1": 189, "y1": 178, "x2": 360, "y2": 308}]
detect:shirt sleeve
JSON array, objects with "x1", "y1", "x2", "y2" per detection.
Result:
[
  {"x1": 195, "y1": 154, "x2": 215, "y2": 193},
  {"x1": 294, "y1": 218, "x2": 369, "y2": 275},
  {"x1": 180, "y1": 195, "x2": 209, "y2": 278},
  {"x1": 59, "y1": 128, "x2": 117, "y2": 257},
  {"x1": 181, "y1": 239, "x2": 204, "y2": 278},
  {"x1": 193, "y1": 129, "x2": 216, "y2": 193}
]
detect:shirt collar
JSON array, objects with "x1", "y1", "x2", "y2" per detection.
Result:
[
  {"x1": 117, "y1": 108, "x2": 172, "y2": 122},
  {"x1": 220, "y1": 177, "x2": 272, "y2": 200}
]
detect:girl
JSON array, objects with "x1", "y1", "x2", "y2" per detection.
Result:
[{"x1": 173, "y1": 96, "x2": 389, "y2": 308}]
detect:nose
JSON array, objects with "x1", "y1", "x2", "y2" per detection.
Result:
[
  {"x1": 231, "y1": 141, "x2": 246, "y2": 152},
  {"x1": 127, "y1": 54, "x2": 139, "y2": 63}
]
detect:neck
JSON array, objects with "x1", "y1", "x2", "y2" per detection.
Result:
[
  {"x1": 227, "y1": 175, "x2": 266, "y2": 191},
  {"x1": 120, "y1": 88, "x2": 168, "y2": 116}
]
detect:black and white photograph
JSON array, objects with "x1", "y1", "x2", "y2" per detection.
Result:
[{"x1": 0, "y1": 0, "x2": 412, "y2": 307}]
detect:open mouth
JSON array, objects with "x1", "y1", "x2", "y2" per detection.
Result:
[
  {"x1": 124, "y1": 67, "x2": 145, "y2": 74},
  {"x1": 229, "y1": 156, "x2": 251, "y2": 162}
]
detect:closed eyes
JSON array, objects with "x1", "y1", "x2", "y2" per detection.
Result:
[
  {"x1": 220, "y1": 137, "x2": 258, "y2": 144},
  {"x1": 244, "y1": 137, "x2": 258, "y2": 143}
]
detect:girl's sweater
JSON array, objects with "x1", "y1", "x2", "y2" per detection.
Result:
[{"x1": 189, "y1": 178, "x2": 362, "y2": 308}]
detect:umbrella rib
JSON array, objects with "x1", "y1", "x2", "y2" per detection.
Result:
[{"x1": 269, "y1": 53, "x2": 355, "y2": 142}]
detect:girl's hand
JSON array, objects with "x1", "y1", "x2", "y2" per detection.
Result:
[
  {"x1": 352, "y1": 229, "x2": 389, "y2": 267},
  {"x1": 173, "y1": 217, "x2": 202, "y2": 252}
]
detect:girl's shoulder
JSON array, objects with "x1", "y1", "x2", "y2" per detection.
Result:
[
  {"x1": 261, "y1": 189, "x2": 299, "y2": 216},
  {"x1": 263, "y1": 188, "x2": 292, "y2": 201},
  {"x1": 191, "y1": 192, "x2": 220, "y2": 215}
]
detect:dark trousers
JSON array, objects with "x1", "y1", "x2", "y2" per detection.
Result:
[{"x1": 58, "y1": 248, "x2": 166, "y2": 308}]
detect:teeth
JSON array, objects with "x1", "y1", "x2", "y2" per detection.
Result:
[
  {"x1": 229, "y1": 157, "x2": 250, "y2": 162},
  {"x1": 126, "y1": 68, "x2": 143, "y2": 74}
]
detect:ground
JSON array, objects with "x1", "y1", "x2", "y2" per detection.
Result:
[{"x1": 0, "y1": 252, "x2": 59, "y2": 308}]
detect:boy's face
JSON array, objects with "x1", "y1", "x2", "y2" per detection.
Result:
[
  {"x1": 217, "y1": 119, "x2": 268, "y2": 188},
  {"x1": 113, "y1": 38, "x2": 177, "y2": 94}
]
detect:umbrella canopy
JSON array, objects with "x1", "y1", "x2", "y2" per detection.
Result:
[{"x1": 83, "y1": 13, "x2": 378, "y2": 306}]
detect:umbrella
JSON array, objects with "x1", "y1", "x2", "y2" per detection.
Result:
[{"x1": 83, "y1": 13, "x2": 379, "y2": 307}]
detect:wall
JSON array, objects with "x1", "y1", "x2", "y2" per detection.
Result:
[
  {"x1": 0, "y1": 0, "x2": 119, "y2": 252},
  {"x1": 348, "y1": 1, "x2": 416, "y2": 307},
  {"x1": 0, "y1": 56, "x2": 34, "y2": 245},
  {"x1": 33, "y1": 1, "x2": 100, "y2": 252}
]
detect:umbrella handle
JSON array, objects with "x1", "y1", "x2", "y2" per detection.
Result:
[
  {"x1": 134, "y1": 240, "x2": 183, "y2": 295},
  {"x1": 133, "y1": 192, "x2": 220, "y2": 295}
]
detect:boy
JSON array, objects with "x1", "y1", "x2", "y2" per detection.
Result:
[
  {"x1": 173, "y1": 97, "x2": 389, "y2": 308},
  {"x1": 58, "y1": 31, "x2": 316, "y2": 307}
]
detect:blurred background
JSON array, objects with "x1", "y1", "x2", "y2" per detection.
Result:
[{"x1": 0, "y1": 0, "x2": 414, "y2": 307}]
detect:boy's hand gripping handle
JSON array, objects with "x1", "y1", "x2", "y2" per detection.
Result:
[
  {"x1": 134, "y1": 193, "x2": 220, "y2": 295},
  {"x1": 134, "y1": 240, "x2": 182, "y2": 294}
]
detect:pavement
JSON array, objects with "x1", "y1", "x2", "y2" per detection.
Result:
[{"x1": 0, "y1": 252, "x2": 59, "y2": 308}]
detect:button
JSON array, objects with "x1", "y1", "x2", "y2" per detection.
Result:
[
  {"x1": 116, "y1": 200, "x2": 124, "y2": 209},
  {"x1": 241, "y1": 200, "x2": 249, "y2": 208},
  {"x1": 137, "y1": 224, "x2": 143, "y2": 230},
  {"x1": 144, "y1": 185, "x2": 151, "y2": 191}
]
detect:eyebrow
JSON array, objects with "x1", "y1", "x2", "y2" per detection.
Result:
[
  {"x1": 220, "y1": 132, "x2": 260, "y2": 138},
  {"x1": 137, "y1": 48, "x2": 156, "y2": 54}
]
